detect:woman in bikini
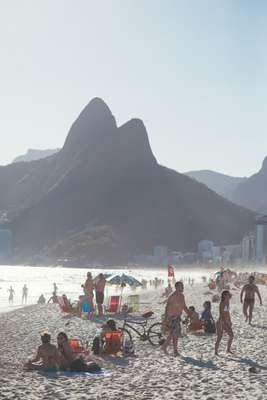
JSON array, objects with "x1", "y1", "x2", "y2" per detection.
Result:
[{"x1": 215, "y1": 290, "x2": 234, "y2": 355}]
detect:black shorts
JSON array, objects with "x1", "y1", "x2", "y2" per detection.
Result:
[{"x1": 96, "y1": 291, "x2": 104, "y2": 305}]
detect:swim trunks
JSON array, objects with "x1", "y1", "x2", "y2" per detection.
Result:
[
  {"x1": 96, "y1": 291, "x2": 104, "y2": 304},
  {"x1": 168, "y1": 316, "x2": 181, "y2": 338},
  {"x1": 244, "y1": 298, "x2": 255, "y2": 305}
]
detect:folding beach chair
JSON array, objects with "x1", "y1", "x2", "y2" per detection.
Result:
[
  {"x1": 107, "y1": 296, "x2": 121, "y2": 313},
  {"x1": 127, "y1": 295, "x2": 140, "y2": 313},
  {"x1": 103, "y1": 331, "x2": 123, "y2": 355}
]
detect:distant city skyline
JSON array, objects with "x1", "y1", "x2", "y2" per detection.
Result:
[{"x1": 1, "y1": 1, "x2": 267, "y2": 176}]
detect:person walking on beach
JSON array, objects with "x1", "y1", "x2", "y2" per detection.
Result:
[
  {"x1": 161, "y1": 281, "x2": 191, "y2": 356},
  {"x1": 22, "y1": 284, "x2": 28, "y2": 304},
  {"x1": 95, "y1": 273, "x2": 106, "y2": 316},
  {"x1": 8, "y1": 286, "x2": 15, "y2": 304},
  {"x1": 82, "y1": 272, "x2": 94, "y2": 318},
  {"x1": 240, "y1": 275, "x2": 262, "y2": 325},
  {"x1": 53, "y1": 283, "x2": 58, "y2": 295},
  {"x1": 215, "y1": 290, "x2": 234, "y2": 356}
]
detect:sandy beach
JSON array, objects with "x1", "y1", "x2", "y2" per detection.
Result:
[{"x1": 0, "y1": 282, "x2": 266, "y2": 400}]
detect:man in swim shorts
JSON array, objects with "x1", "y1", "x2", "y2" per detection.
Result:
[
  {"x1": 161, "y1": 281, "x2": 191, "y2": 356},
  {"x1": 240, "y1": 275, "x2": 262, "y2": 325},
  {"x1": 95, "y1": 273, "x2": 106, "y2": 316}
]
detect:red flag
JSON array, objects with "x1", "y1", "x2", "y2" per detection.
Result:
[{"x1": 167, "y1": 265, "x2": 174, "y2": 277}]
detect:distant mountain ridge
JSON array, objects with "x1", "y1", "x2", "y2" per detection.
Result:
[
  {"x1": 228, "y1": 157, "x2": 267, "y2": 213},
  {"x1": 13, "y1": 148, "x2": 59, "y2": 163},
  {"x1": 0, "y1": 98, "x2": 254, "y2": 264},
  {"x1": 185, "y1": 170, "x2": 247, "y2": 197}
]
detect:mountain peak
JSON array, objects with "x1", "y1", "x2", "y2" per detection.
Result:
[
  {"x1": 260, "y1": 156, "x2": 267, "y2": 173},
  {"x1": 63, "y1": 98, "x2": 117, "y2": 152}
]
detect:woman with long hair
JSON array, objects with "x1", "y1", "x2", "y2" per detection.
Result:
[{"x1": 215, "y1": 290, "x2": 234, "y2": 355}]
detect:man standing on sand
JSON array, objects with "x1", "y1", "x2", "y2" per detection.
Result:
[
  {"x1": 22, "y1": 284, "x2": 28, "y2": 304},
  {"x1": 95, "y1": 273, "x2": 106, "y2": 316},
  {"x1": 161, "y1": 281, "x2": 191, "y2": 356},
  {"x1": 240, "y1": 275, "x2": 262, "y2": 325},
  {"x1": 83, "y1": 272, "x2": 94, "y2": 318}
]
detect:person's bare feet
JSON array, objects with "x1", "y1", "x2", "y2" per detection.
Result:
[
  {"x1": 173, "y1": 350, "x2": 179, "y2": 357},
  {"x1": 215, "y1": 351, "x2": 219, "y2": 356},
  {"x1": 227, "y1": 349, "x2": 234, "y2": 354}
]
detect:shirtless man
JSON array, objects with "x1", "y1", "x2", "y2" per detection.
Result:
[
  {"x1": 24, "y1": 332, "x2": 59, "y2": 371},
  {"x1": 95, "y1": 273, "x2": 106, "y2": 316},
  {"x1": 240, "y1": 275, "x2": 262, "y2": 325},
  {"x1": 161, "y1": 281, "x2": 191, "y2": 356},
  {"x1": 83, "y1": 272, "x2": 94, "y2": 318}
]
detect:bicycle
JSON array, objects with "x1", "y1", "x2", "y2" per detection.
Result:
[{"x1": 118, "y1": 311, "x2": 166, "y2": 347}]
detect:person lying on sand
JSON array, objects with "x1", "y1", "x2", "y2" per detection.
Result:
[
  {"x1": 215, "y1": 290, "x2": 234, "y2": 356},
  {"x1": 57, "y1": 332, "x2": 101, "y2": 373},
  {"x1": 24, "y1": 332, "x2": 59, "y2": 371},
  {"x1": 161, "y1": 281, "x2": 191, "y2": 356},
  {"x1": 240, "y1": 275, "x2": 262, "y2": 325}
]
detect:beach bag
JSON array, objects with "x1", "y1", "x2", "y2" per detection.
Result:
[{"x1": 123, "y1": 338, "x2": 135, "y2": 356}]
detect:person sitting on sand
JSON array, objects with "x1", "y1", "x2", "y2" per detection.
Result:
[
  {"x1": 48, "y1": 292, "x2": 58, "y2": 304},
  {"x1": 185, "y1": 306, "x2": 203, "y2": 332},
  {"x1": 161, "y1": 281, "x2": 191, "y2": 356},
  {"x1": 57, "y1": 332, "x2": 101, "y2": 372},
  {"x1": 215, "y1": 290, "x2": 234, "y2": 355},
  {"x1": 24, "y1": 332, "x2": 59, "y2": 371},
  {"x1": 37, "y1": 294, "x2": 46, "y2": 304},
  {"x1": 201, "y1": 301, "x2": 216, "y2": 333},
  {"x1": 240, "y1": 275, "x2": 263, "y2": 325}
]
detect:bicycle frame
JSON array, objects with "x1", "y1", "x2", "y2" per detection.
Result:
[{"x1": 121, "y1": 318, "x2": 150, "y2": 339}]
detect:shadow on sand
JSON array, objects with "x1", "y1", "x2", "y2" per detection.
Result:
[{"x1": 182, "y1": 356, "x2": 219, "y2": 370}]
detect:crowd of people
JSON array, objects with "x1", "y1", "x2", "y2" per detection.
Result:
[
  {"x1": 20, "y1": 269, "x2": 264, "y2": 373},
  {"x1": 161, "y1": 275, "x2": 263, "y2": 356}
]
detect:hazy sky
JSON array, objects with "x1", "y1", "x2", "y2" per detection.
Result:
[{"x1": 1, "y1": 0, "x2": 267, "y2": 176}]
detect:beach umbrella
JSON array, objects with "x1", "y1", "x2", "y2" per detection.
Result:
[
  {"x1": 94, "y1": 273, "x2": 113, "y2": 280},
  {"x1": 108, "y1": 274, "x2": 142, "y2": 287}
]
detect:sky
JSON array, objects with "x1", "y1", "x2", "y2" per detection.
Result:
[{"x1": 1, "y1": 0, "x2": 267, "y2": 176}]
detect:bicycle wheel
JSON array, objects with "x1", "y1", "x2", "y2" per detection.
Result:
[
  {"x1": 147, "y1": 322, "x2": 166, "y2": 346},
  {"x1": 118, "y1": 327, "x2": 133, "y2": 343}
]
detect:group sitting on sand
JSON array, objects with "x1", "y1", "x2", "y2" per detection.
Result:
[{"x1": 24, "y1": 332, "x2": 101, "y2": 373}]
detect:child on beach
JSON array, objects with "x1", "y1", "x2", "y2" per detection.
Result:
[
  {"x1": 201, "y1": 301, "x2": 216, "y2": 333},
  {"x1": 215, "y1": 290, "x2": 234, "y2": 355},
  {"x1": 24, "y1": 332, "x2": 59, "y2": 371}
]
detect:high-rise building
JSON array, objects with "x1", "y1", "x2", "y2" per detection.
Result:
[{"x1": 255, "y1": 216, "x2": 267, "y2": 263}]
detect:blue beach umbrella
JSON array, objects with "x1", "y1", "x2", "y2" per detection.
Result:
[{"x1": 108, "y1": 274, "x2": 142, "y2": 287}]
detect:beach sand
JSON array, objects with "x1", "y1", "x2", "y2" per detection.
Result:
[{"x1": 0, "y1": 283, "x2": 266, "y2": 399}]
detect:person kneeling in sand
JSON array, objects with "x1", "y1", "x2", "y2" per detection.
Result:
[
  {"x1": 161, "y1": 281, "x2": 191, "y2": 356},
  {"x1": 24, "y1": 332, "x2": 59, "y2": 371}
]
